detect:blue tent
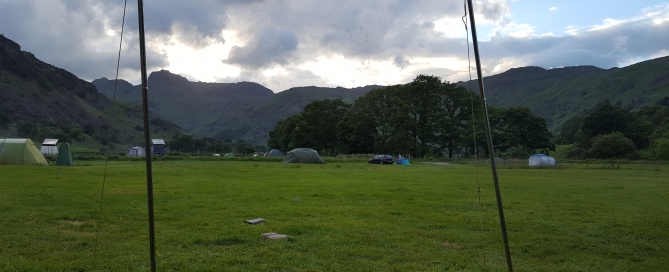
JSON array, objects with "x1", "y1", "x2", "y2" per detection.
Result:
[{"x1": 396, "y1": 157, "x2": 410, "y2": 165}]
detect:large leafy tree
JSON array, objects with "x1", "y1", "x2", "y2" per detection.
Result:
[
  {"x1": 581, "y1": 101, "x2": 634, "y2": 139},
  {"x1": 501, "y1": 107, "x2": 554, "y2": 150},
  {"x1": 434, "y1": 82, "x2": 476, "y2": 158},
  {"x1": 558, "y1": 115, "x2": 585, "y2": 144},
  {"x1": 268, "y1": 99, "x2": 350, "y2": 154},
  {"x1": 297, "y1": 99, "x2": 351, "y2": 154},
  {"x1": 267, "y1": 114, "x2": 302, "y2": 152}
]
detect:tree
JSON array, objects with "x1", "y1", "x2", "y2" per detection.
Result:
[
  {"x1": 558, "y1": 115, "x2": 585, "y2": 144},
  {"x1": 267, "y1": 114, "x2": 302, "y2": 152},
  {"x1": 296, "y1": 99, "x2": 351, "y2": 154},
  {"x1": 433, "y1": 82, "x2": 475, "y2": 158},
  {"x1": 588, "y1": 132, "x2": 637, "y2": 159},
  {"x1": 502, "y1": 107, "x2": 554, "y2": 151},
  {"x1": 0, "y1": 109, "x2": 9, "y2": 128},
  {"x1": 169, "y1": 135, "x2": 197, "y2": 152},
  {"x1": 581, "y1": 101, "x2": 634, "y2": 139},
  {"x1": 17, "y1": 121, "x2": 35, "y2": 137},
  {"x1": 655, "y1": 138, "x2": 669, "y2": 160}
]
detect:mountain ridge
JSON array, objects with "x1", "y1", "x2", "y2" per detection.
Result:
[{"x1": 0, "y1": 35, "x2": 183, "y2": 150}]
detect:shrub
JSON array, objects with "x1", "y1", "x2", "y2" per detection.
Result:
[
  {"x1": 588, "y1": 132, "x2": 637, "y2": 159},
  {"x1": 504, "y1": 146, "x2": 532, "y2": 159},
  {"x1": 654, "y1": 137, "x2": 669, "y2": 160}
]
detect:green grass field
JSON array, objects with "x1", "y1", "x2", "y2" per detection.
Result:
[{"x1": 1, "y1": 161, "x2": 668, "y2": 271}]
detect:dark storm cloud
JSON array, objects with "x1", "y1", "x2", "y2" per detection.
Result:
[{"x1": 226, "y1": 27, "x2": 298, "y2": 68}]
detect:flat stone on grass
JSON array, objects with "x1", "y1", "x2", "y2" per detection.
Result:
[
  {"x1": 245, "y1": 218, "x2": 265, "y2": 225},
  {"x1": 261, "y1": 232, "x2": 292, "y2": 240}
]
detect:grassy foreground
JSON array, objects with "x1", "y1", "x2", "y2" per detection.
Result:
[{"x1": 1, "y1": 161, "x2": 667, "y2": 271}]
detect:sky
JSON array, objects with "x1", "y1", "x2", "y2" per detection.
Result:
[{"x1": 1, "y1": 0, "x2": 668, "y2": 93}]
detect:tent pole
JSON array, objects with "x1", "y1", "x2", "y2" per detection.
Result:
[
  {"x1": 136, "y1": 0, "x2": 157, "y2": 271},
  {"x1": 466, "y1": 0, "x2": 513, "y2": 271}
]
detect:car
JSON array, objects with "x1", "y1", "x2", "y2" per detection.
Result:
[
  {"x1": 213, "y1": 153, "x2": 221, "y2": 157},
  {"x1": 369, "y1": 155, "x2": 394, "y2": 164}
]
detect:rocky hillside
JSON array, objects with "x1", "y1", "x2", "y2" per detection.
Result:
[{"x1": 0, "y1": 35, "x2": 183, "y2": 149}]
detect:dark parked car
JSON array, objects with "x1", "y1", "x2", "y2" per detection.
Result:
[{"x1": 369, "y1": 155, "x2": 394, "y2": 164}]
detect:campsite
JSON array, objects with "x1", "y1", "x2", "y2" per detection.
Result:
[{"x1": 1, "y1": 159, "x2": 668, "y2": 271}]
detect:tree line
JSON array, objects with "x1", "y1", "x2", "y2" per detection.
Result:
[
  {"x1": 168, "y1": 135, "x2": 266, "y2": 155},
  {"x1": 267, "y1": 75, "x2": 554, "y2": 158},
  {"x1": 558, "y1": 97, "x2": 669, "y2": 160}
]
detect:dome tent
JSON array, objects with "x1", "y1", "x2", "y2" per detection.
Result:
[
  {"x1": 265, "y1": 149, "x2": 285, "y2": 157},
  {"x1": 127, "y1": 146, "x2": 145, "y2": 157},
  {"x1": 0, "y1": 139, "x2": 48, "y2": 165},
  {"x1": 224, "y1": 152, "x2": 235, "y2": 158},
  {"x1": 282, "y1": 148, "x2": 325, "y2": 164},
  {"x1": 528, "y1": 154, "x2": 557, "y2": 166}
]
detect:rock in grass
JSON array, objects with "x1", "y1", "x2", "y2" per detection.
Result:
[
  {"x1": 261, "y1": 232, "x2": 291, "y2": 240},
  {"x1": 245, "y1": 218, "x2": 265, "y2": 225}
]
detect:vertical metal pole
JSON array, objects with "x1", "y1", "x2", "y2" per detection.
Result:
[
  {"x1": 136, "y1": 0, "x2": 157, "y2": 271},
  {"x1": 466, "y1": 0, "x2": 513, "y2": 271}
]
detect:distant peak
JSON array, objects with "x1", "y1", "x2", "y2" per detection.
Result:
[{"x1": 148, "y1": 70, "x2": 189, "y2": 84}]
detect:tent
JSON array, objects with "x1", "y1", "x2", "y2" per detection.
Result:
[
  {"x1": 0, "y1": 139, "x2": 48, "y2": 165},
  {"x1": 127, "y1": 146, "x2": 145, "y2": 157},
  {"x1": 224, "y1": 152, "x2": 235, "y2": 158},
  {"x1": 55, "y1": 142, "x2": 73, "y2": 166},
  {"x1": 396, "y1": 157, "x2": 410, "y2": 165},
  {"x1": 528, "y1": 154, "x2": 557, "y2": 166},
  {"x1": 282, "y1": 148, "x2": 325, "y2": 164},
  {"x1": 265, "y1": 149, "x2": 285, "y2": 157}
]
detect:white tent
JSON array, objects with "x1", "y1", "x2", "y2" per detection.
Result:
[
  {"x1": 528, "y1": 154, "x2": 557, "y2": 166},
  {"x1": 128, "y1": 146, "x2": 145, "y2": 157}
]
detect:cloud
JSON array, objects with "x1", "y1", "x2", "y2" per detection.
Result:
[
  {"x1": 0, "y1": 0, "x2": 667, "y2": 93},
  {"x1": 477, "y1": 0, "x2": 511, "y2": 24},
  {"x1": 549, "y1": 7, "x2": 558, "y2": 11},
  {"x1": 226, "y1": 27, "x2": 299, "y2": 69}
]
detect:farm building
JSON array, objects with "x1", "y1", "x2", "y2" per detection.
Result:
[
  {"x1": 0, "y1": 139, "x2": 48, "y2": 165},
  {"x1": 151, "y1": 139, "x2": 166, "y2": 155},
  {"x1": 40, "y1": 138, "x2": 59, "y2": 155}
]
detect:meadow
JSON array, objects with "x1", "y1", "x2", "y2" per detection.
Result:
[{"x1": 1, "y1": 160, "x2": 667, "y2": 271}]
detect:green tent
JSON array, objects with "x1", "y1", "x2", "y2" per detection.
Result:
[
  {"x1": 224, "y1": 152, "x2": 235, "y2": 158},
  {"x1": 282, "y1": 148, "x2": 325, "y2": 164},
  {"x1": 0, "y1": 139, "x2": 48, "y2": 165},
  {"x1": 56, "y1": 142, "x2": 73, "y2": 166}
]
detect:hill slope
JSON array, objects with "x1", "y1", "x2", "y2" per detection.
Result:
[
  {"x1": 0, "y1": 35, "x2": 183, "y2": 150},
  {"x1": 93, "y1": 71, "x2": 381, "y2": 144},
  {"x1": 461, "y1": 56, "x2": 669, "y2": 131}
]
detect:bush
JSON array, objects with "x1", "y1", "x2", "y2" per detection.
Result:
[
  {"x1": 654, "y1": 137, "x2": 669, "y2": 160},
  {"x1": 588, "y1": 132, "x2": 637, "y2": 159},
  {"x1": 504, "y1": 146, "x2": 532, "y2": 159}
]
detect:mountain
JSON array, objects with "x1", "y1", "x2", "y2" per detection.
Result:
[
  {"x1": 461, "y1": 56, "x2": 669, "y2": 131},
  {"x1": 93, "y1": 71, "x2": 381, "y2": 144},
  {"x1": 0, "y1": 35, "x2": 183, "y2": 150}
]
